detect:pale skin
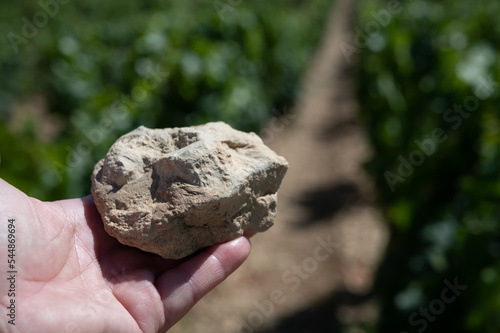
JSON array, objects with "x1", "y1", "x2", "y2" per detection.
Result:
[{"x1": 0, "y1": 179, "x2": 251, "y2": 333}]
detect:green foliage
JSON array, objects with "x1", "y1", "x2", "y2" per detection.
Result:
[
  {"x1": 357, "y1": 0, "x2": 500, "y2": 332},
  {"x1": 0, "y1": 0, "x2": 331, "y2": 200}
]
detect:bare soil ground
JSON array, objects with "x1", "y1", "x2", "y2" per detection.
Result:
[{"x1": 169, "y1": 0, "x2": 389, "y2": 332}]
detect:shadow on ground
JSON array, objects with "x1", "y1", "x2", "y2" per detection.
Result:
[
  {"x1": 293, "y1": 182, "x2": 366, "y2": 228},
  {"x1": 254, "y1": 289, "x2": 373, "y2": 333}
]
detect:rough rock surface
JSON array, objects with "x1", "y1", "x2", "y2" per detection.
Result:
[{"x1": 91, "y1": 122, "x2": 288, "y2": 259}]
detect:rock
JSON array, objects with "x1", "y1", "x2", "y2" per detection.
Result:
[{"x1": 91, "y1": 122, "x2": 288, "y2": 259}]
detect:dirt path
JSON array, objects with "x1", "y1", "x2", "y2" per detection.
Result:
[{"x1": 170, "y1": 0, "x2": 388, "y2": 332}]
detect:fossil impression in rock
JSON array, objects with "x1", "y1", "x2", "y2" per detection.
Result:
[{"x1": 91, "y1": 122, "x2": 288, "y2": 259}]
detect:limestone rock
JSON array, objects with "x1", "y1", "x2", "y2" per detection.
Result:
[{"x1": 91, "y1": 122, "x2": 288, "y2": 259}]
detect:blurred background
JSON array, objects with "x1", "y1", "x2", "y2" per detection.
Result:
[{"x1": 1, "y1": 0, "x2": 500, "y2": 332}]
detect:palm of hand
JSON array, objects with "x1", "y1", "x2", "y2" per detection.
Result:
[{"x1": 0, "y1": 180, "x2": 250, "y2": 333}]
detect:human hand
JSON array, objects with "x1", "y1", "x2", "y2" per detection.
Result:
[{"x1": 0, "y1": 179, "x2": 251, "y2": 333}]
